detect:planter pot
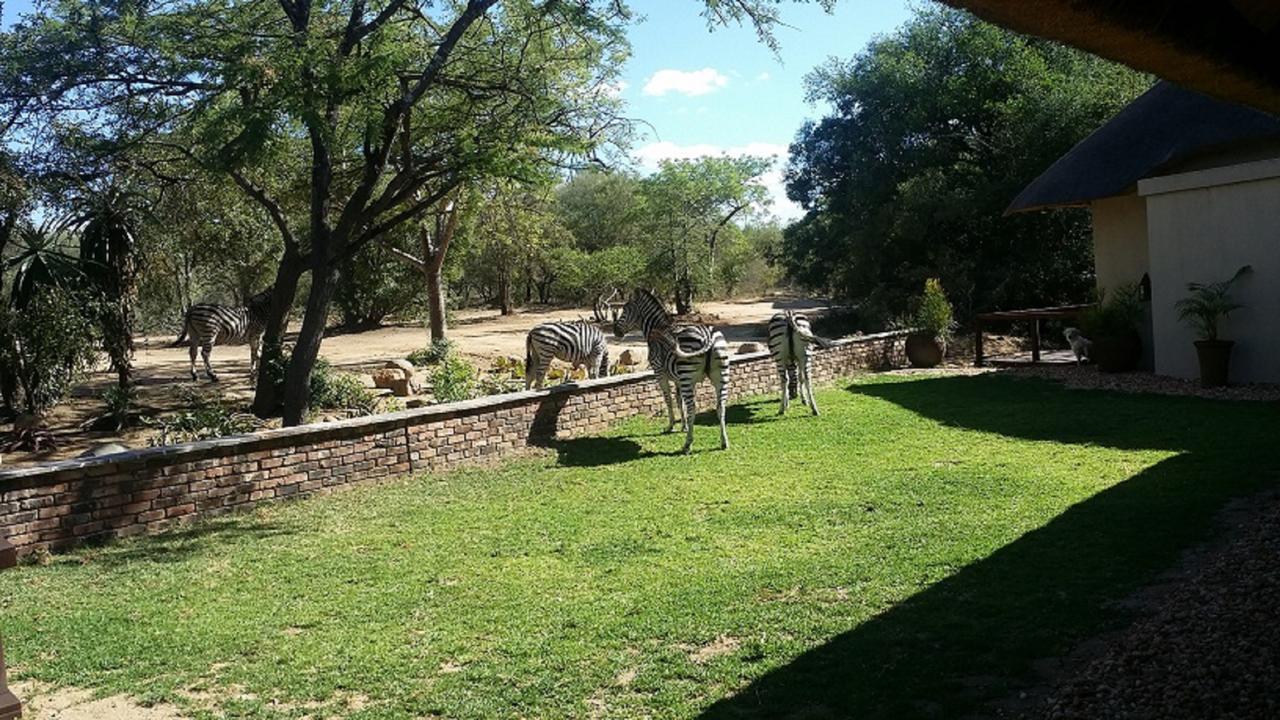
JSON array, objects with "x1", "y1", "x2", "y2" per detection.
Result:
[
  {"x1": 905, "y1": 333, "x2": 946, "y2": 368},
  {"x1": 1194, "y1": 340, "x2": 1234, "y2": 388},
  {"x1": 1091, "y1": 332, "x2": 1142, "y2": 373}
]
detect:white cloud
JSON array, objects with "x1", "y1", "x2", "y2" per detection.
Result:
[
  {"x1": 642, "y1": 68, "x2": 729, "y2": 97},
  {"x1": 755, "y1": 71, "x2": 772, "y2": 82},
  {"x1": 631, "y1": 141, "x2": 801, "y2": 221}
]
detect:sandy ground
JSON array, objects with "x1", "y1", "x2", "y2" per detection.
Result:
[
  {"x1": 1, "y1": 296, "x2": 831, "y2": 467},
  {"x1": 12, "y1": 682, "x2": 188, "y2": 720}
]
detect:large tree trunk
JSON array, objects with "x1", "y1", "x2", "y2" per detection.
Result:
[
  {"x1": 426, "y1": 269, "x2": 447, "y2": 343},
  {"x1": 282, "y1": 264, "x2": 340, "y2": 426},
  {"x1": 498, "y1": 270, "x2": 512, "y2": 315},
  {"x1": 251, "y1": 248, "x2": 306, "y2": 417}
]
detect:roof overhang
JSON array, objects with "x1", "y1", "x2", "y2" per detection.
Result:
[{"x1": 941, "y1": 0, "x2": 1280, "y2": 115}]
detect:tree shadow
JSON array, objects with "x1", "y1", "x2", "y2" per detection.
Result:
[
  {"x1": 73, "y1": 519, "x2": 294, "y2": 569},
  {"x1": 698, "y1": 374, "x2": 1280, "y2": 719}
]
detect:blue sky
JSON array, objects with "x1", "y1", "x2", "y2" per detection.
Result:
[
  {"x1": 0, "y1": 0, "x2": 917, "y2": 218},
  {"x1": 622, "y1": 1, "x2": 916, "y2": 219}
]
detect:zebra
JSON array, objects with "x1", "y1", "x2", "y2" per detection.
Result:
[
  {"x1": 767, "y1": 311, "x2": 839, "y2": 416},
  {"x1": 172, "y1": 288, "x2": 273, "y2": 382},
  {"x1": 613, "y1": 288, "x2": 730, "y2": 453},
  {"x1": 525, "y1": 320, "x2": 610, "y2": 389}
]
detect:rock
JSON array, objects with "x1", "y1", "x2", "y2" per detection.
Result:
[
  {"x1": 406, "y1": 398, "x2": 429, "y2": 409},
  {"x1": 371, "y1": 368, "x2": 413, "y2": 397},
  {"x1": 383, "y1": 359, "x2": 417, "y2": 379},
  {"x1": 737, "y1": 342, "x2": 766, "y2": 354},
  {"x1": 78, "y1": 442, "x2": 130, "y2": 458},
  {"x1": 618, "y1": 349, "x2": 641, "y2": 366}
]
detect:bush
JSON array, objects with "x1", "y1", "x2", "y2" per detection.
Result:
[
  {"x1": 334, "y1": 240, "x2": 423, "y2": 328},
  {"x1": 430, "y1": 355, "x2": 476, "y2": 403},
  {"x1": 261, "y1": 349, "x2": 378, "y2": 416},
  {"x1": 145, "y1": 387, "x2": 261, "y2": 445},
  {"x1": 0, "y1": 286, "x2": 100, "y2": 414},
  {"x1": 1080, "y1": 283, "x2": 1144, "y2": 338},
  {"x1": 407, "y1": 338, "x2": 454, "y2": 367},
  {"x1": 914, "y1": 278, "x2": 955, "y2": 338}
]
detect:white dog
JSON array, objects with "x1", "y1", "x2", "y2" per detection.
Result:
[{"x1": 1063, "y1": 327, "x2": 1091, "y2": 365}]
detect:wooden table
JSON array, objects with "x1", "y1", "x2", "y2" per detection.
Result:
[{"x1": 974, "y1": 304, "x2": 1093, "y2": 366}]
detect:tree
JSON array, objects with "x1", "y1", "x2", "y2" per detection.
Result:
[
  {"x1": 556, "y1": 170, "x2": 645, "y2": 252},
  {"x1": 379, "y1": 196, "x2": 462, "y2": 343},
  {"x1": 783, "y1": 7, "x2": 1151, "y2": 324},
  {"x1": 637, "y1": 156, "x2": 771, "y2": 313}
]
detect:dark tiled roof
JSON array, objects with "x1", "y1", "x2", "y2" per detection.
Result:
[{"x1": 1007, "y1": 81, "x2": 1280, "y2": 213}]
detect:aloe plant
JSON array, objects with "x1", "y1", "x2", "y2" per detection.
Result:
[{"x1": 1175, "y1": 266, "x2": 1251, "y2": 341}]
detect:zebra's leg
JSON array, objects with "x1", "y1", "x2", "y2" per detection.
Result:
[
  {"x1": 800, "y1": 356, "x2": 819, "y2": 416},
  {"x1": 525, "y1": 356, "x2": 544, "y2": 390},
  {"x1": 777, "y1": 363, "x2": 790, "y2": 415},
  {"x1": 249, "y1": 338, "x2": 261, "y2": 388},
  {"x1": 187, "y1": 341, "x2": 198, "y2": 382},
  {"x1": 712, "y1": 360, "x2": 729, "y2": 450},
  {"x1": 657, "y1": 375, "x2": 677, "y2": 433},
  {"x1": 679, "y1": 381, "x2": 697, "y2": 454},
  {"x1": 201, "y1": 344, "x2": 218, "y2": 382}
]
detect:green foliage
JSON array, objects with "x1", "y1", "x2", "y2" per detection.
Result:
[
  {"x1": 144, "y1": 388, "x2": 261, "y2": 446},
  {"x1": 783, "y1": 6, "x2": 1152, "y2": 325},
  {"x1": 0, "y1": 285, "x2": 100, "y2": 414},
  {"x1": 3, "y1": 374, "x2": 1275, "y2": 718},
  {"x1": 1175, "y1": 266, "x2": 1251, "y2": 341},
  {"x1": 1080, "y1": 283, "x2": 1145, "y2": 338},
  {"x1": 334, "y1": 239, "x2": 423, "y2": 328},
  {"x1": 307, "y1": 359, "x2": 379, "y2": 417},
  {"x1": 407, "y1": 338, "x2": 455, "y2": 367},
  {"x1": 914, "y1": 278, "x2": 955, "y2": 338},
  {"x1": 100, "y1": 383, "x2": 138, "y2": 430},
  {"x1": 430, "y1": 355, "x2": 477, "y2": 403}
]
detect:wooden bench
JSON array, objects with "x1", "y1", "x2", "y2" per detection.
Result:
[{"x1": 974, "y1": 304, "x2": 1093, "y2": 366}]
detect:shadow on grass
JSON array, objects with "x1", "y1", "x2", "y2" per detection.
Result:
[
  {"x1": 699, "y1": 374, "x2": 1280, "y2": 720},
  {"x1": 79, "y1": 519, "x2": 294, "y2": 569}
]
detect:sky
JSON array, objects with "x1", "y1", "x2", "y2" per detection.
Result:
[
  {"x1": 0, "y1": 0, "x2": 917, "y2": 220},
  {"x1": 620, "y1": 1, "x2": 916, "y2": 220}
]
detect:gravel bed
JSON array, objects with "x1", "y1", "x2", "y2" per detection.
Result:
[
  {"x1": 1022, "y1": 495, "x2": 1280, "y2": 719},
  {"x1": 1004, "y1": 365, "x2": 1280, "y2": 402}
]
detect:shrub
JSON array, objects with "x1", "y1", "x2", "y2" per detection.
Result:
[
  {"x1": 145, "y1": 388, "x2": 261, "y2": 445},
  {"x1": 430, "y1": 355, "x2": 476, "y2": 403},
  {"x1": 308, "y1": 359, "x2": 379, "y2": 416},
  {"x1": 334, "y1": 240, "x2": 423, "y2": 328},
  {"x1": 407, "y1": 338, "x2": 454, "y2": 367},
  {"x1": 1175, "y1": 266, "x2": 1250, "y2": 341},
  {"x1": 0, "y1": 286, "x2": 100, "y2": 414},
  {"x1": 1080, "y1": 283, "x2": 1144, "y2": 338},
  {"x1": 95, "y1": 383, "x2": 139, "y2": 431},
  {"x1": 914, "y1": 278, "x2": 955, "y2": 338}
]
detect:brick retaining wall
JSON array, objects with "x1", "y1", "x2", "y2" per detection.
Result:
[{"x1": 0, "y1": 331, "x2": 908, "y2": 557}]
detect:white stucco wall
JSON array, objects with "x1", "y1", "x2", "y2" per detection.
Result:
[{"x1": 1139, "y1": 158, "x2": 1280, "y2": 383}]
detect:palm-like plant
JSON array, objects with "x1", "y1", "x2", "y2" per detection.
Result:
[
  {"x1": 4, "y1": 222, "x2": 86, "y2": 308},
  {"x1": 59, "y1": 185, "x2": 147, "y2": 387},
  {"x1": 1175, "y1": 265, "x2": 1251, "y2": 341}
]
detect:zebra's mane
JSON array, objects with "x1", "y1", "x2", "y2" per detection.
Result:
[
  {"x1": 631, "y1": 288, "x2": 671, "y2": 320},
  {"x1": 246, "y1": 287, "x2": 274, "y2": 308}
]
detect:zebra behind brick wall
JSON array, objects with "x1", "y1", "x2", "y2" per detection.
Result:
[
  {"x1": 525, "y1": 321, "x2": 610, "y2": 389},
  {"x1": 613, "y1": 288, "x2": 730, "y2": 453},
  {"x1": 173, "y1": 288, "x2": 273, "y2": 382},
  {"x1": 767, "y1": 310, "x2": 839, "y2": 416}
]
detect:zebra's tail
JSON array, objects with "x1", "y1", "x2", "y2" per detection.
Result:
[
  {"x1": 666, "y1": 336, "x2": 716, "y2": 359},
  {"x1": 793, "y1": 322, "x2": 840, "y2": 349},
  {"x1": 170, "y1": 317, "x2": 190, "y2": 347},
  {"x1": 525, "y1": 333, "x2": 535, "y2": 377}
]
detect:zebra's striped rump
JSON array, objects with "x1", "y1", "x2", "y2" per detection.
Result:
[
  {"x1": 525, "y1": 321, "x2": 610, "y2": 389},
  {"x1": 767, "y1": 311, "x2": 835, "y2": 416},
  {"x1": 615, "y1": 288, "x2": 731, "y2": 453}
]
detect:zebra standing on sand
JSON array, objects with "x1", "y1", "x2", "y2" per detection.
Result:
[
  {"x1": 525, "y1": 320, "x2": 610, "y2": 389},
  {"x1": 613, "y1": 289, "x2": 730, "y2": 453},
  {"x1": 767, "y1": 310, "x2": 838, "y2": 416},
  {"x1": 173, "y1": 289, "x2": 273, "y2": 382}
]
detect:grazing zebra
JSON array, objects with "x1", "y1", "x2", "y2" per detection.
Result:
[
  {"x1": 525, "y1": 320, "x2": 610, "y2": 389},
  {"x1": 767, "y1": 311, "x2": 838, "y2": 416},
  {"x1": 613, "y1": 289, "x2": 730, "y2": 453},
  {"x1": 173, "y1": 289, "x2": 273, "y2": 382}
]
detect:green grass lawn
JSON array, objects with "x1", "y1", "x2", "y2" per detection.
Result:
[{"x1": 3, "y1": 373, "x2": 1278, "y2": 719}]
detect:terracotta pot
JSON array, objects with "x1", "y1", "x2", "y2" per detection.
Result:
[
  {"x1": 905, "y1": 333, "x2": 946, "y2": 368},
  {"x1": 1194, "y1": 339, "x2": 1234, "y2": 388},
  {"x1": 1091, "y1": 332, "x2": 1142, "y2": 373}
]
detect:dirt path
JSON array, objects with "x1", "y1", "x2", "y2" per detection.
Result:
[{"x1": 1, "y1": 296, "x2": 831, "y2": 467}]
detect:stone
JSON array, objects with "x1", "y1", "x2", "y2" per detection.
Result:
[
  {"x1": 737, "y1": 342, "x2": 766, "y2": 354},
  {"x1": 406, "y1": 398, "x2": 429, "y2": 409},
  {"x1": 78, "y1": 442, "x2": 130, "y2": 458},
  {"x1": 383, "y1": 359, "x2": 417, "y2": 380},
  {"x1": 618, "y1": 349, "x2": 641, "y2": 366},
  {"x1": 372, "y1": 368, "x2": 413, "y2": 397}
]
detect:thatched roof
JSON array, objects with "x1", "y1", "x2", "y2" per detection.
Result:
[
  {"x1": 1007, "y1": 82, "x2": 1280, "y2": 213},
  {"x1": 942, "y1": 0, "x2": 1280, "y2": 115}
]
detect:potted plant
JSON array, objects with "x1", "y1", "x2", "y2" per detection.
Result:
[
  {"x1": 1175, "y1": 266, "x2": 1250, "y2": 388},
  {"x1": 905, "y1": 278, "x2": 954, "y2": 368},
  {"x1": 1079, "y1": 283, "x2": 1144, "y2": 373}
]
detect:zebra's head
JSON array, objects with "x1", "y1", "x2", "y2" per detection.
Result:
[{"x1": 613, "y1": 288, "x2": 668, "y2": 338}]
